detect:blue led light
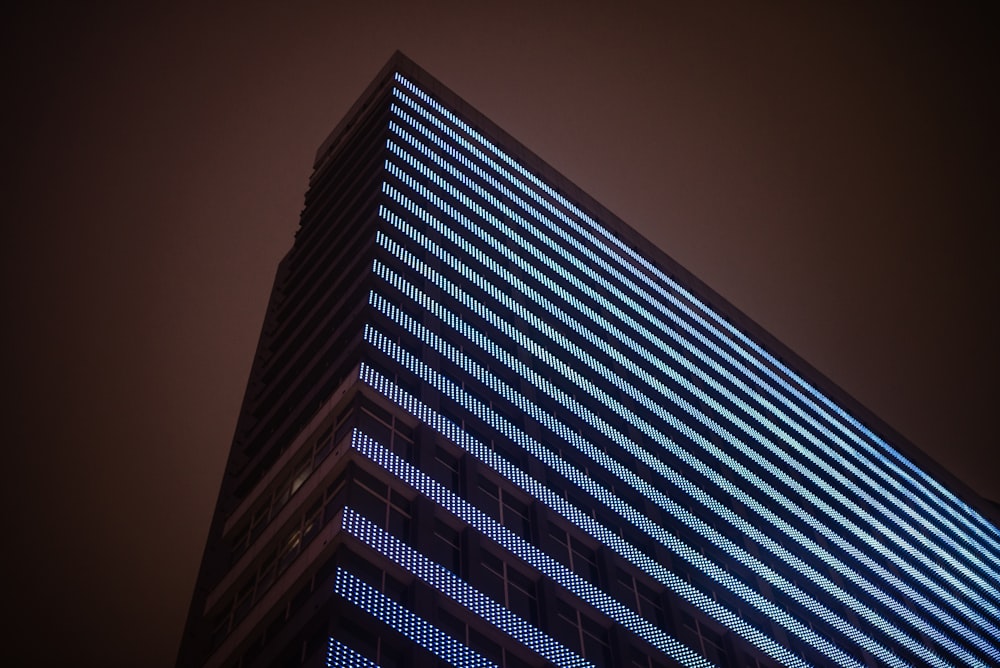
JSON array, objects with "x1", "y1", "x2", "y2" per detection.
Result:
[
  {"x1": 365, "y1": 255, "x2": 992, "y2": 668},
  {"x1": 385, "y1": 84, "x2": 1000, "y2": 597},
  {"x1": 331, "y1": 74, "x2": 1000, "y2": 667},
  {"x1": 348, "y1": 428, "x2": 714, "y2": 668},
  {"x1": 340, "y1": 507, "x2": 592, "y2": 667},
  {"x1": 372, "y1": 193, "x2": 1000, "y2": 663},
  {"x1": 358, "y1": 359, "x2": 812, "y2": 667},
  {"x1": 374, "y1": 163, "x2": 1000, "y2": 652},
  {"x1": 379, "y1": 121, "x2": 1000, "y2": 601},
  {"x1": 390, "y1": 73, "x2": 1000, "y2": 568},
  {"x1": 327, "y1": 637, "x2": 382, "y2": 668},
  {"x1": 377, "y1": 108, "x2": 1000, "y2": 635},
  {"x1": 363, "y1": 279, "x2": 987, "y2": 668},
  {"x1": 390, "y1": 74, "x2": 1000, "y2": 562},
  {"x1": 333, "y1": 566, "x2": 498, "y2": 667}
]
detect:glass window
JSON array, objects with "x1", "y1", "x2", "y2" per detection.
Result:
[
  {"x1": 314, "y1": 425, "x2": 334, "y2": 462},
  {"x1": 581, "y1": 614, "x2": 612, "y2": 666},
  {"x1": 290, "y1": 456, "x2": 312, "y2": 495},
  {"x1": 353, "y1": 473, "x2": 410, "y2": 540},
  {"x1": 479, "y1": 549, "x2": 539, "y2": 623},
  {"x1": 549, "y1": 524, "x2": 600, "y2": 583},
  {"x1": 552, "y1": 598, "x2": 611, "y2": 666},
  {"x1": 429, "y1": 446, "x2": 460, "y2": 492},
  {"x1": 479, "y1": 476, "x2": 531, "y2": 539},
  {"x1": 680, "y1": 611, "x2": 730, "y2": 665},
  {"x1": 617, "y1": 569, "x2": 665, "y2": 627},
  {"x1": 301, "y1": 499, "x2": 322, "y2": 546},
  {"x1": 571, "y1": 539, "x2": 599, "y2": 585},
  {"x1": 430, "y1": 520, "x2": 461, "y2": 575},
  {"x1": 387, "y1": 489, "x2": 411, "y2": 540}
]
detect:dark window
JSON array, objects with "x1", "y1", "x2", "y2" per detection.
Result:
[
  {"x1": 680, "y1": 611, "x2": 730, "y2": 665},
  {"x1": 353, "y1": 473, "x2": 411, "y2": 540},
  {"x1": 429, "y1": 446, "x2": 460, "y2": 492},
  {"x1": 429, "y1": 520, "x2": 461, "y2": 574},
  {"x1": 617, "y1": 568, "x2": 666, "y2": 627},
  {"x1": 581, "y1": 613, "x2": 612, "y2": 666},
  {"x1": 549, "y1": 523, "x2": 599, "y2": 584},
  {"x1": 480, "y1": 551, "x2": 538, "y2": 624},
  {"x1": 357, "y1": 400, "x2": 415, "y2": 462},
  {"x1": 339, "y1": 618, "x2": 378, "y2": 662},
  {"x1": 553, "y1": 598, "x2": 611, "y2": 666},
  {"x1": 478, "y1": 476, "x2": 532, "y2": 540},
  {"x1": 439, "y1": 608, "x2": 533, "y2": 668},
  {"x1": 629, "y1": 648, "x2": 669, "y2": 668},
  {"x1": 469, "y1": 627, "x2": 503, "y2": 665}
]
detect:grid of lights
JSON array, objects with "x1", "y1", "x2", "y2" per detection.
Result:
[
  {"x1": 366, "y1": 253, "x2": 989, "y2": 668},
  {"x1": 357, "y1": 357, "x2": 819, "y2": 667},
  {"x1": 372, "y1": 193, "x2": 1000, "y2": 665},
  {"x1": 377, "y1": 84, "x2": 1000, "y2": 656},
  {"x1": 377, "y1": 162, "x2": 1000, "y2": 627},
  {"x1": 364, "y1": 277, "x2": 980, "y2": 668},
  {"x1": 332, "y1": 566, "x2": 497, "y2": 668},
  {"x1": 348, "y1": 428, "x2": 715, "y2": 668},
  {"x1": 376, "y1": 165, "x2": 1000, "y2": 652},
  {"x1": 339, "y1": 507, "x2": 592, "y2": 668},
  {"x1": 391, "y1": 72, "x2": 1000, "y2": 558},
  {"x1": 326, "y1": 637, "x2": 381, "y2": 668},
  {"x1": 381, "y1": 117, "x2": 1000, "y2": 598},
  {"x1": 387, "y1": 81, "x2": 1000, "y2": 598}
]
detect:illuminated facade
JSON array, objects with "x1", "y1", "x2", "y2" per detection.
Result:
[{"x1": 177, "y1": 53, "x2": 1000, "y2": 668}]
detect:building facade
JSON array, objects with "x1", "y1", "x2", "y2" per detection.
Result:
[{"x1": 177, "y1": 53, "x2": 1000, "y2": 668}]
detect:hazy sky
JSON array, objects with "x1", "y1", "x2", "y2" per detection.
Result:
[{"x1": 3, "y1": 3, "x2": 997, "y2": 666}]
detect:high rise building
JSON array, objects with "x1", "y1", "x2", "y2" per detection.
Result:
[{"x1": 177, "y1": 52, "x2": 1000, "y2": 668}]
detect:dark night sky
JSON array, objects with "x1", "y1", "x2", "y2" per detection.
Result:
[{"x1": 2, "y1": 3, "x2": 997, "y2": 666}]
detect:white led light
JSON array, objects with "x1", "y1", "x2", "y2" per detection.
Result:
[
  {"x1": 390, "y1": 74, "x2": 1000, "y2": 560},
  {"x1": 373, "y1": 194, "x2": 1000, "y2": 664},
  {"x1": 339, "y1": 75, "x2": 1000, "y2": 667},
  {"x1": 389, "y1": 74, "x2": 1000, "y2": 586},
  {"x1": 326, "y1": 637, "x2": 381, "y2": 668},
  {"x1": 339, "y1": 507, "x2": 590, "y2": 667},
  {"x1": 359, "y1": 353, "x2": 831, "y2": 668},
  {"x1": 348, "y1": 428, "x2": 714, "y2": 668},
  {"x1": 378, "y1": 110, "x2": 1000, "y2": 630},
  {"x1": 385, "y1": 88, "x2": 1000, "y2": 595},
  {"x1": 365, "y1": 261, "x2": 991, "y2": 668},
  {"x1": 364, "y1": 280, "x2": 988, "y2": 668},
  {"x1": 333, "y1": 566, "x2": 498, "y2": 667},
  {"x1": 374, "y1": 164, "x2": 1000, "y2": 656},
  {"x1": 380, "y1": 122, "x2": 1000, "y2": 600}
]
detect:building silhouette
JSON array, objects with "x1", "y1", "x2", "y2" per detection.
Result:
[{"x1": 177, "y1": 53, "x2": 1000, "y2": 668}]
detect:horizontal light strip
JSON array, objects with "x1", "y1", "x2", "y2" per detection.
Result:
[
  {"x1": 379, "y1": 148, "x2": 1000, "y2": 634},
  {"x1": 373, "y1": 206, "x2": 1000, "y2": 661},
  {"x1": 368, "y1": 264, "x2": 990, "y2": 668},
  {"x1": 326, "y1": 638, "x2": 381, "y2": 668},
  {"x1": 357, "y1": 359, "x2": 810, "y2": 668},
  {"x1": 382, "y1": 118, "x2": 1000, "y2": 595},
  {"x1": 391, "y1": 73, "x2": 1000, "y2": 553},
  {"x1": 367, "y1": 281, "x2": 973, "y2": 668},
  {"x1": 364, "y1": 314, "x2": 869, "y2": 667},
  {"x1": 386, "y1": 89, "x2": 1000, "y2": 585},
  {"x1": 369, "y1": 216, "x2": 995, "y2": 662},
  {"x1": 333, "y1": 566, "x2": 497, "y2": 668},
  {"x1": 341, "y1": 507, "x2": 590, "y2": 667},
  {"x1": 348, "y1": 428, "x2": 715, "y2": 668},
  {"x1": 377, "y1": 183, "x2": 1000, "y2": 652}
]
